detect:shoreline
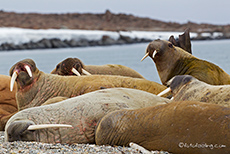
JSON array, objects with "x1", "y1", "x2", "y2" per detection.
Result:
[{"x1": 0, "y1": 28, "x2": 228, "y2": 51}]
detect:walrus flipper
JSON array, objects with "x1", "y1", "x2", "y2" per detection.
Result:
[{"x1": 168, "y1": 29, "x2": 192, "y2": 54}]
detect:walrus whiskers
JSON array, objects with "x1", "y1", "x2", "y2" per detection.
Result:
[
  {"x1": 27, "y1": 124, "x2": 73, "y2": 130},
  {"x1": 71, "y1": 67, "x2": 81, "y2": 76},
  {"x1": 141, "y1": 50, "x2": 157, "y2": 61}
]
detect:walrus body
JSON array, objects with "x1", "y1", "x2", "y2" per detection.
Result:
[
  {"x1": 10, "y1": 59, "x2": 167, "y2": 110},
  {"x1": 51, "y1": 57, "x2": 144, "y2": 78},
  {"x1": 0, "y1": 75, "x2": 17, "y2": 130},
  {"x1": 164, "y1": 75, "x2": 230, "y2": 107},
  {"x1": 141, "y1": 39, "x2": 230, "y2": 85},
  {"x1": 5, "y1": 88, "x2": 170, "y2": 144},
  {"x1": 95, "y1": 101, "x2": 230, "y2": 154}
]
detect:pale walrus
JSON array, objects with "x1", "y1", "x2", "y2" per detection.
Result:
[
  {"x1": 5, "y1": 88, "x2": 170, "y2": 144},
  {"x1": 141, "y1": 39, "x2": 230, "y2": 85},
  {"x1": 10, "y1": 59, "x2": 168, "y2": 111},
  {"x1": 158, "y1": 75, "x2": 230, "y2": 107},
  {"x1": 95, "y1": 101, "x2": 230, "y2": 154},
  {"x1": 51, "y1": 57, "x2": 145, "y2": 78}
]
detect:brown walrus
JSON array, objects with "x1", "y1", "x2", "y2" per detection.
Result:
[
  {"x1": 0, "y1": 75, "x2": 17, "y2": 130},
  {"x1": 158, "y1": 75, "x2": 230, "y2": 107},
  {"x1": 5, "y1": 88, "x2": 170, "y2": 144},
  {"x1": 141, "y1": 39, "x2": 230, "y2": 85},
  {"x1": 10, "y1": 59, "x2": 168, "y2": 111},
  {"x1": 51, "y1": 57, "x2": 144, "y2": 78},
  {"x1": 95, "y1": 101, "x2": 230, "y2": 154}
]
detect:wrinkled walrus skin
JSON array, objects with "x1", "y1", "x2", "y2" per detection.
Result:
[
  {"x1": 5, "y1": 88, "x2": 170, "y2": 144},
  {"x1": 166, "y1": 75, "x2": 230, "y2": 107},
  {"x1": 95, "y1": 101, "x2": 230, "y2": 154},
  {"x1": 10, "y1": 59, "x2": 168, "y2": 111},
  {"x1": 51, "y1": 57, "x2": 144, "y2": 78},
  {"x1": 142, "y1": 39, "x2": 230, "y2": 85}
]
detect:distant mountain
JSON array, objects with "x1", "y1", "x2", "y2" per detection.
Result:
[{"x1": 0, "y1": 10, "x2": 230, "y2": 36}]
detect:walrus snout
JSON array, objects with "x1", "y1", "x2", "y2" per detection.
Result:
[
  {"x1": 158, "y1": 75, "x2": 193, "y2": 97},
  {"x1": 5, "y1": 119, "x2": 73, "y2": 142},
  {"x1": 141, "y1": 39, "x2": 175, "y2": 62},
  {"x1": 51, "y1": 57, "x2": 91, "y2": 76},
  {"x1": 141, "y1": 42, "x2": 159, "y2": 61},
  {"x1": 5, "y1": 120, "x2": 36, "y2": 142},
  {"x1": 9, "y1": 59, "x2": 35, "y2": 91},
  {"x1": 168, "y1": 75, "x2": 193, "y2": 92}
]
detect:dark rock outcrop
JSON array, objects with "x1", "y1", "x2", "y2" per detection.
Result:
[{"x1": 0, "y1": 35, "x2": 152, "y2": 51}]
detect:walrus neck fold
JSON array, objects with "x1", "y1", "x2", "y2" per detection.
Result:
[{"x1": 156, "y1": 47, "x2": 194, "y2": 85}]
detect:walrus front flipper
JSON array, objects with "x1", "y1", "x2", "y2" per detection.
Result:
[{"x1": 168, "y1": 29, "x2": 192, "y2": 54}]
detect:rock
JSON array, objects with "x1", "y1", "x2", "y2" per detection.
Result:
[
  {"x1": 50, "y1": 38, "x2": 69, "y2": 48},
  {"x1": 38, "y1": 39, "x2": 53, "y2": 48},
  {"x1": 101, "y1": 35, "x2": 117, "y2": 45},
  {"x1": 119, "y1": 35, "x2": 133, "y2": 43}
]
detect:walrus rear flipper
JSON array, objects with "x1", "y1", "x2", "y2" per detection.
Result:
[{"x1": 168, "y1": 29, "x2": 192, "y2": 54}]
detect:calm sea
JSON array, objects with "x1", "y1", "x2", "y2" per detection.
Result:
[{"x1": 1, "y1": 39, "x2": 230, "y2": 84}]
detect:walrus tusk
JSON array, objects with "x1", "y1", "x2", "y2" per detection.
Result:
[
  {"x1": 82, "y1": 69, "x2": 91, "y2": 75},
  {"x1": 141, "y1": 52, "x2": 149, "y2": 62},
  {"x1": 71, "y1": 68, "x2": 81, "y2": 76},
  {"x1": 27, "y1": 124, "x2": 73, "y2": 130},
  {"x1": 129, "y1": 142, "x2": 151, "y2": 154},
  {"x1": 152, "y1": 50, "x2": 157, "y2": 59},
  {"x1": 157, "y1": 87, "x2": 171, "y2": 97},
  {"x1": 25, "y1": 65, "x2": 32, "y2": 77},
  {"x1": 10, "y1": 71, "x2": 18, "y2": 92}
]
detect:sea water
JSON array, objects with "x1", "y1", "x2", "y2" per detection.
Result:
[{"x1": 1, "y1": 39, "x2": 230, "y2": 84}]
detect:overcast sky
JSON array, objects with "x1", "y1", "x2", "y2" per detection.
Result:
[{"x1": 0, "y1": 0, "x2": 229, "y2": 25}]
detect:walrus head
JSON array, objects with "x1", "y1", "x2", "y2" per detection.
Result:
[
  {"x1": 9, "y1": 59, "x2": 39, "y2": 92},
  {"x1": 141, "y1": 39, "x2": 193, "y2": 85},
  {"x1": 141, "y1": 39, "x2": 175, "y2": 62},
  {"x1": 51, "y1": 58, "x2": 91, "y2": 76},
  {"x1": 5, "y1": 119, "x2": 72, "y2": 142},
  {"x1": 158, "y1": 75, "x2": 194, "y2": 98}
]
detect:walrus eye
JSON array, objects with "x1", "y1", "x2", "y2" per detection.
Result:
[{"x1": 168, "y1": 43, "x2": 173, "y2": 48}]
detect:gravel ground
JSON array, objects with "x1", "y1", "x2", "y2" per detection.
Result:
[{"x1": 0, "y1": 131, "x2": 170, "y2": 154}]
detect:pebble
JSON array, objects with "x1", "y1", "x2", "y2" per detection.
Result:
[{"x1": 0, "y1": 131, "x2": 170, "y2": 154}]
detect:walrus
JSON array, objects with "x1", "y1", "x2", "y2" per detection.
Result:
[
  {"x1": 5, "y1": 88, "x2": 170, "y2": 144},
  {"x1": 10, "y1": 59, "x2": 168, "y2": 111},
  {"x1": 158, "y1": 75, "x2": 230, "y2": 107},
  {"x1": 95, "y1": 101, "x2": 230, "y2": 154},
  {"x1": 51, "y1": 57, "x2": 145, "y2": 78},
  {"x1": 0, "y1": 75, "x2": 17, "y2": 130},
  {"x1": 141, "y1": 39, "x2": 230, "y2": 85}
]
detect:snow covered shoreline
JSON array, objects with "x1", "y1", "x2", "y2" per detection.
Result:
[{"x1": 0, "y1": 27, "x2": 224, "y2": 51}]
